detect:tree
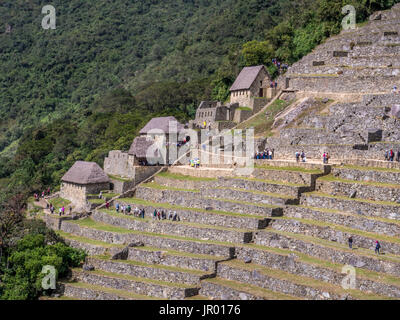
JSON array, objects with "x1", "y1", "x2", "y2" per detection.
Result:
[{"x1": 242, "y1": 40, "x2": 275, "y2": 67}]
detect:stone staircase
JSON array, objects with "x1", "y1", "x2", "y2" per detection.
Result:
[{"x1": 42, "y1": 159, "x2": 400, "y2": 300}]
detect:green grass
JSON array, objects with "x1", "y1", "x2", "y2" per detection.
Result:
[
  {"x1": 213, "y1": 187, "x2": 296, "y2": 199},
  {"x1": 99, "y1": 208, "x2": 251, "y2": 233},
  {"x1": 57, "y1": 230, "x2": 124, "y2": 248},
  {"x1": 157, "y1": 171, "x2": 217, "y2": 181},
  {"x1": 205, "y1": 197, "x2": 280, "y2": 209},
  {"x1": 91, "y1": 255, "x2": 211, "y2": 276},
  {"x1": 319, "y1": 174, "x2": 400, "y2": 189},
  {"x1": 340, "y1": 165, "x2": 400, "y2": 173},
  {"x1": 89, "y1": 198, "x2": 106, "y2": 204},
  {"x1": 108, "y1": 174, "x2": 132, "y2": 182},
  {"x1": 254, "y1": 164, "x2": 323, "y2": 174},
  {"x1": 118, "y1": 197, "x2": 266, "y2": 219},
  {"x1": 49, "y1": 197, "x2": 71, "y2": 210},
  {"x1": 74, "y1": 268, "x2": 195, "y2": 288},
  {"x1": 307, "y1": 191, "x2": 400, "y2": 207},
  {"x1": 236, "y1": 176, "x2": 307, "y2": 187},
  {"x1": 141, "y1": 181, "x2": 199, "y2": 192},
  {"x1": 237, "y1": 106, "x2": 252, "y2": 111},
  {"x1": 131, "y1": 245, "x2": 221, "y2": 260},
  {"x1": 236, "y1": 99, "x2": 292, "y2": 137}
]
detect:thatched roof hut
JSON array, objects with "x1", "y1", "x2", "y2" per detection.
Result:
[
  {"x1": 62, "y1": 161, "x2": 110, "y2": 185},
  {"x1": 139, "y1": 116, "x2": 184, "y2": 135},
  {"x1": 128, "y1": 136, "x2": 160, "y2": 159},
  {"x1": 230, "y1": 65, "x2": 268, "y2": 91}
]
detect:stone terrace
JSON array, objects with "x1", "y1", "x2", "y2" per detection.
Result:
[{"x1": 42, "y1": 159, "x2": 400, "y2": 300}]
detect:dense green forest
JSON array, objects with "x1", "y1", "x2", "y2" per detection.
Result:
[
  {"x1": 0, "y1": 0, "x2": 398, "y2": 300},
  {"x1": 0, "y1": 0, "x2": 398, "y2": 203}
]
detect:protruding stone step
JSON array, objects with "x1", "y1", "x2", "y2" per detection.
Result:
[{"x1": 71, "y1": 269, "x2": 199, "y2": 299}]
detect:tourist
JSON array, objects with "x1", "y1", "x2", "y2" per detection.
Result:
[
  {"x1": 127, "y1": 205, "x2": 131, "y2": 214},
  {"x1": 390, "y1": 149, "x2": 395, "y2": 162},
  {"x1": 61, "y1": 206, "x2": 65, "y2": 215},
  {"x1": 274, "y1": 81, "x2": 278, "y2": 89},
  {"x1": 115, "y1": 203, "x2": 120, "y2": 213},
  {"x1": 323, "y1": 152, "x2": 327, "y2": 164},
  {"x1": 47, "y1": 187, "x2": 51, "y2": 195},
  {"x1": 161, "y1": 210, "x2": 166, "y2": 220},
  {"x1": 397, "y1": 150, "x2": 400, "y2": 162},
  {"x1": 375, "y1": 241, "x2": 381, "y2": 255},
  {"x1": 105, "y1": 201, "x2": 110, "y2": 210},
  {"x1": 393, "y1": 85, "x2": 397, "y2": 94},
  {"x1": 295, "y1": 151, "x2": 300, "y2": 163},
  {"x1": 272, "y1": 149, "x2": 275, "y2": 160},
  {"x1": 153, "y1": 209, "x2": 157, "y2": 220},
  {"x1": 172, "y1": 211, "x2": 179, "y2": 221},
  {"x1": 98, "y1": 191, "x2": 103, "y2": 199},
  {"x1": 157, "y1": 210, "x2": 161, "y2": 220},
  {"x1": 59, "y1": 207, "x2": 62, "y2": 216},
  {"x1": 348, "y1": 236, "x2": 353, "y2": 249},
  {"x1": 301, "y1": 151, "x2": 306, "y2": 162},
  {"x1": 42, "y1": 191, "x2": 45, "y2": 198},
  {"x1": 385, "y1": 150, "x2": 389, "y2": 161},
  {"x1": 168, "y1": 210, "x2": 173, "y2": 220},
  {"x1": 326, "y1": 152, "x2": 330, "y2": 164},
  {"x1": 140, "y1": 208, "x2": 145, "y2": 219}
]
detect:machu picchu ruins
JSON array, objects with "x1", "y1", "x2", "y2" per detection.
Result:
[{"x1": 29, "y1": 3, "x2": 400, "y2": 301}]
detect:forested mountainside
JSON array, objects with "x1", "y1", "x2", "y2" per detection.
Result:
[{"x1": 0, "y1": 0, "x2": 397, "y2": 205}]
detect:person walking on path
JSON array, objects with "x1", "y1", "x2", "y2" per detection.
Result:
[
  {"x1": 375, "y1": 241, "x2": 381, "y2": 255},
  {"x1": 348, "y1": 236, "x2": 353, "y2": 249}
]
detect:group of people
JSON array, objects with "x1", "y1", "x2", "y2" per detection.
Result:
[
  {"x1": 384, "y1": 149, "x2": 400, "y2": 162},
  {"x1": 348, "y1": 236, "x2": 382, "y2": 254},
  {"x1": 270, "y1": 81, "x2": 278, "y2": 89},
  {"x1": 48, "y1": 203, "x2": 71, "y2": 216},
  {"x1": 272, "y1": 58, "x2": 289, "y2": 73},
  {"x1": 322, "y1": 152, "x2": 331, "y2": 164},
  {"x1": 190, "y1": 158, "x2": 201, "y2": 168},
  {"x1": 33, "y1": 188, "x2": 51, "y2": 201},
  {"x1": 153, "y1": 209, "x2": 180, "y2": 221},
  {"x1": 295, "y1": 151, "x2": 307, "y2": 162},
  {"x1": 255, "y1": 149, "x2": 274, "y2": 160}
]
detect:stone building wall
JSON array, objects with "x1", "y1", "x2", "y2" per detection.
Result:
[
  {"x1": 104, "y1": 150, "x2": 136, "y2": 179},
  {"x1": 60, "y1": 182, "x2": 109, "y2": 209}
]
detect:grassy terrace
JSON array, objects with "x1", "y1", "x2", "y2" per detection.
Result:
[
  {"x1": 57, "y1": 230, "x2": 125, "y2": 248},
  {"x1": 271, "y1": 216, "x2": 400, "y2": 251},
  {"x1": 268, "y1": 229, "x2": 400, "y2": 264},
  {"x1": 340, "y1": 164, "x2": 400, "y2": 173},
  {"x1": 131, "y1": 245, "x2": 221, "y2": 261},
  {"x1": 221, "y1": 260, "x2": 392, "y2": 300},
  {"x1": 108, "y1": 174, "x2": 132, "y2": 182},
  {"x1": 235, "y1": 176, "x2": 307, "y2": 187},
  {"x1": 141, "y1": 182, "x2": 200, "y2": 192},
  {"x1": 319, "y1": 174, "x2": 400, "y2": 189},
  {"x1": 73, "y1": 268, "x2": 196, "y2": 289},
  {"x1": 239, "y1": 243, "x2": 400, "y2": 289},
  {"x1": 204, "y1": 278, "x2": 298, "y2": 300},
  {"x1": 98, "y1": 209, "x2": 252, "y2": 233},
  {"x1": 212, "y1": 187, "x2": 297, "y2": 200},
  {"x1": 118, "y1": 197, "x2": 267, "y2": 219},
  {"x1": 306, "y1": 191, "x2": 400, "y2": 207},
  {"x1": 157, "y1": 171, "x2": 216, "y2": 181},
  {"x1": 62, "y1": 281, "x2": 161, "y2": 300},
  {"x1": 254, "y1": 164, "x2": 324, "y2": 174},
  {"x1": 49, "y1": 197, "x2": 71, "y2": 210},
  {"x1": 295, "y1": 205, "x2": 400, "y2": 226},
  {"x1": 69, "y1": 218, "x2": 235, "y2": 247},
  {"x1": 203, "y1": 197, "x2": 281, "y2": 209},
  {"x1": 92, "y1": 255, "x2": 212, "y2": 276}
]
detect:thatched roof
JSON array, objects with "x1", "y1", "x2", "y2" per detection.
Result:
[
  {"x1": 62, "y1": 161, "x2": 110, "y2": 185},
  {"x1": 139, "y1": 116, "x2": 184, "y2": 135},
  {"x1": 230, "y1": 65, "x2": 267, "y2": 91},
  {"x1": 128, "y1": 136, "x2": 160, "y2": 158}
]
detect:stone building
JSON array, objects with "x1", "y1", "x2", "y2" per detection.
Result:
[
  {"x1": 192, "y1": 101, "x2": 239, "y2": 129},
  {"x1": 230, "y1": 65, "x2": 271, "y2": 108},
  {"x1": 60, "y1": 161, "x2": 110, "y2": 209}
]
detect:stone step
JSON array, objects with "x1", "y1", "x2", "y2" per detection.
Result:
[
  {"x1": 200, "y1": 278, "x2": 298, "y2": 300},
  {"x1": 154, "y1": 173, "x2": 307, "y2": 198},
  {"x1": 55, "y1": 218, "x2": 235, "y2": 258},
  {"x1": 269, "y1": 217, "x2": 400, "y2": 256},
  {"x1": 86, "y1": 256, "x2": 214, "y2": 286},
  {"x1": 92, "y1": 210, "x2": 253, "y2": 244},
  {"x1": 71, "y1": 269, "x2": 199, "y2": 299},
  {"x1": 301, "y1": 192, "x2": 400, "y2": 221},
  {"x1": 316, "y1": 175, "x2": 400, "y2": 203},
  {"x1": 255, "y1": 231, "x2": 400, "y2": 278},
  {"x1": 214, "y1": 260, "x2": 383, "y2": 300},
  {"x1": 59, "y1": 281, "x2": 160, "y2": 300},
  {"x1": 235, "y1": 244, "x2": 400, "y2": 299},
  {"x1": 135, "y1": 186, "x2": 283, "y2": 217},
  {"x1": 332, "y1": 166, "x2": 400, "y2": 185},
  {"x1": 118, "y1": 198, "x2": 269, "y2": 230},
  {"x1": 285, "y1": 205, "x2": 400, "y2": 238}
]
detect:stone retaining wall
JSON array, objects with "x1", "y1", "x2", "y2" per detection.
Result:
[
  {"x1": 332, "y1": 167, "x2": 400, "y2": 185},
  {"x1": 91, "y1": 211, "x2": 253, "y2": 244}
]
